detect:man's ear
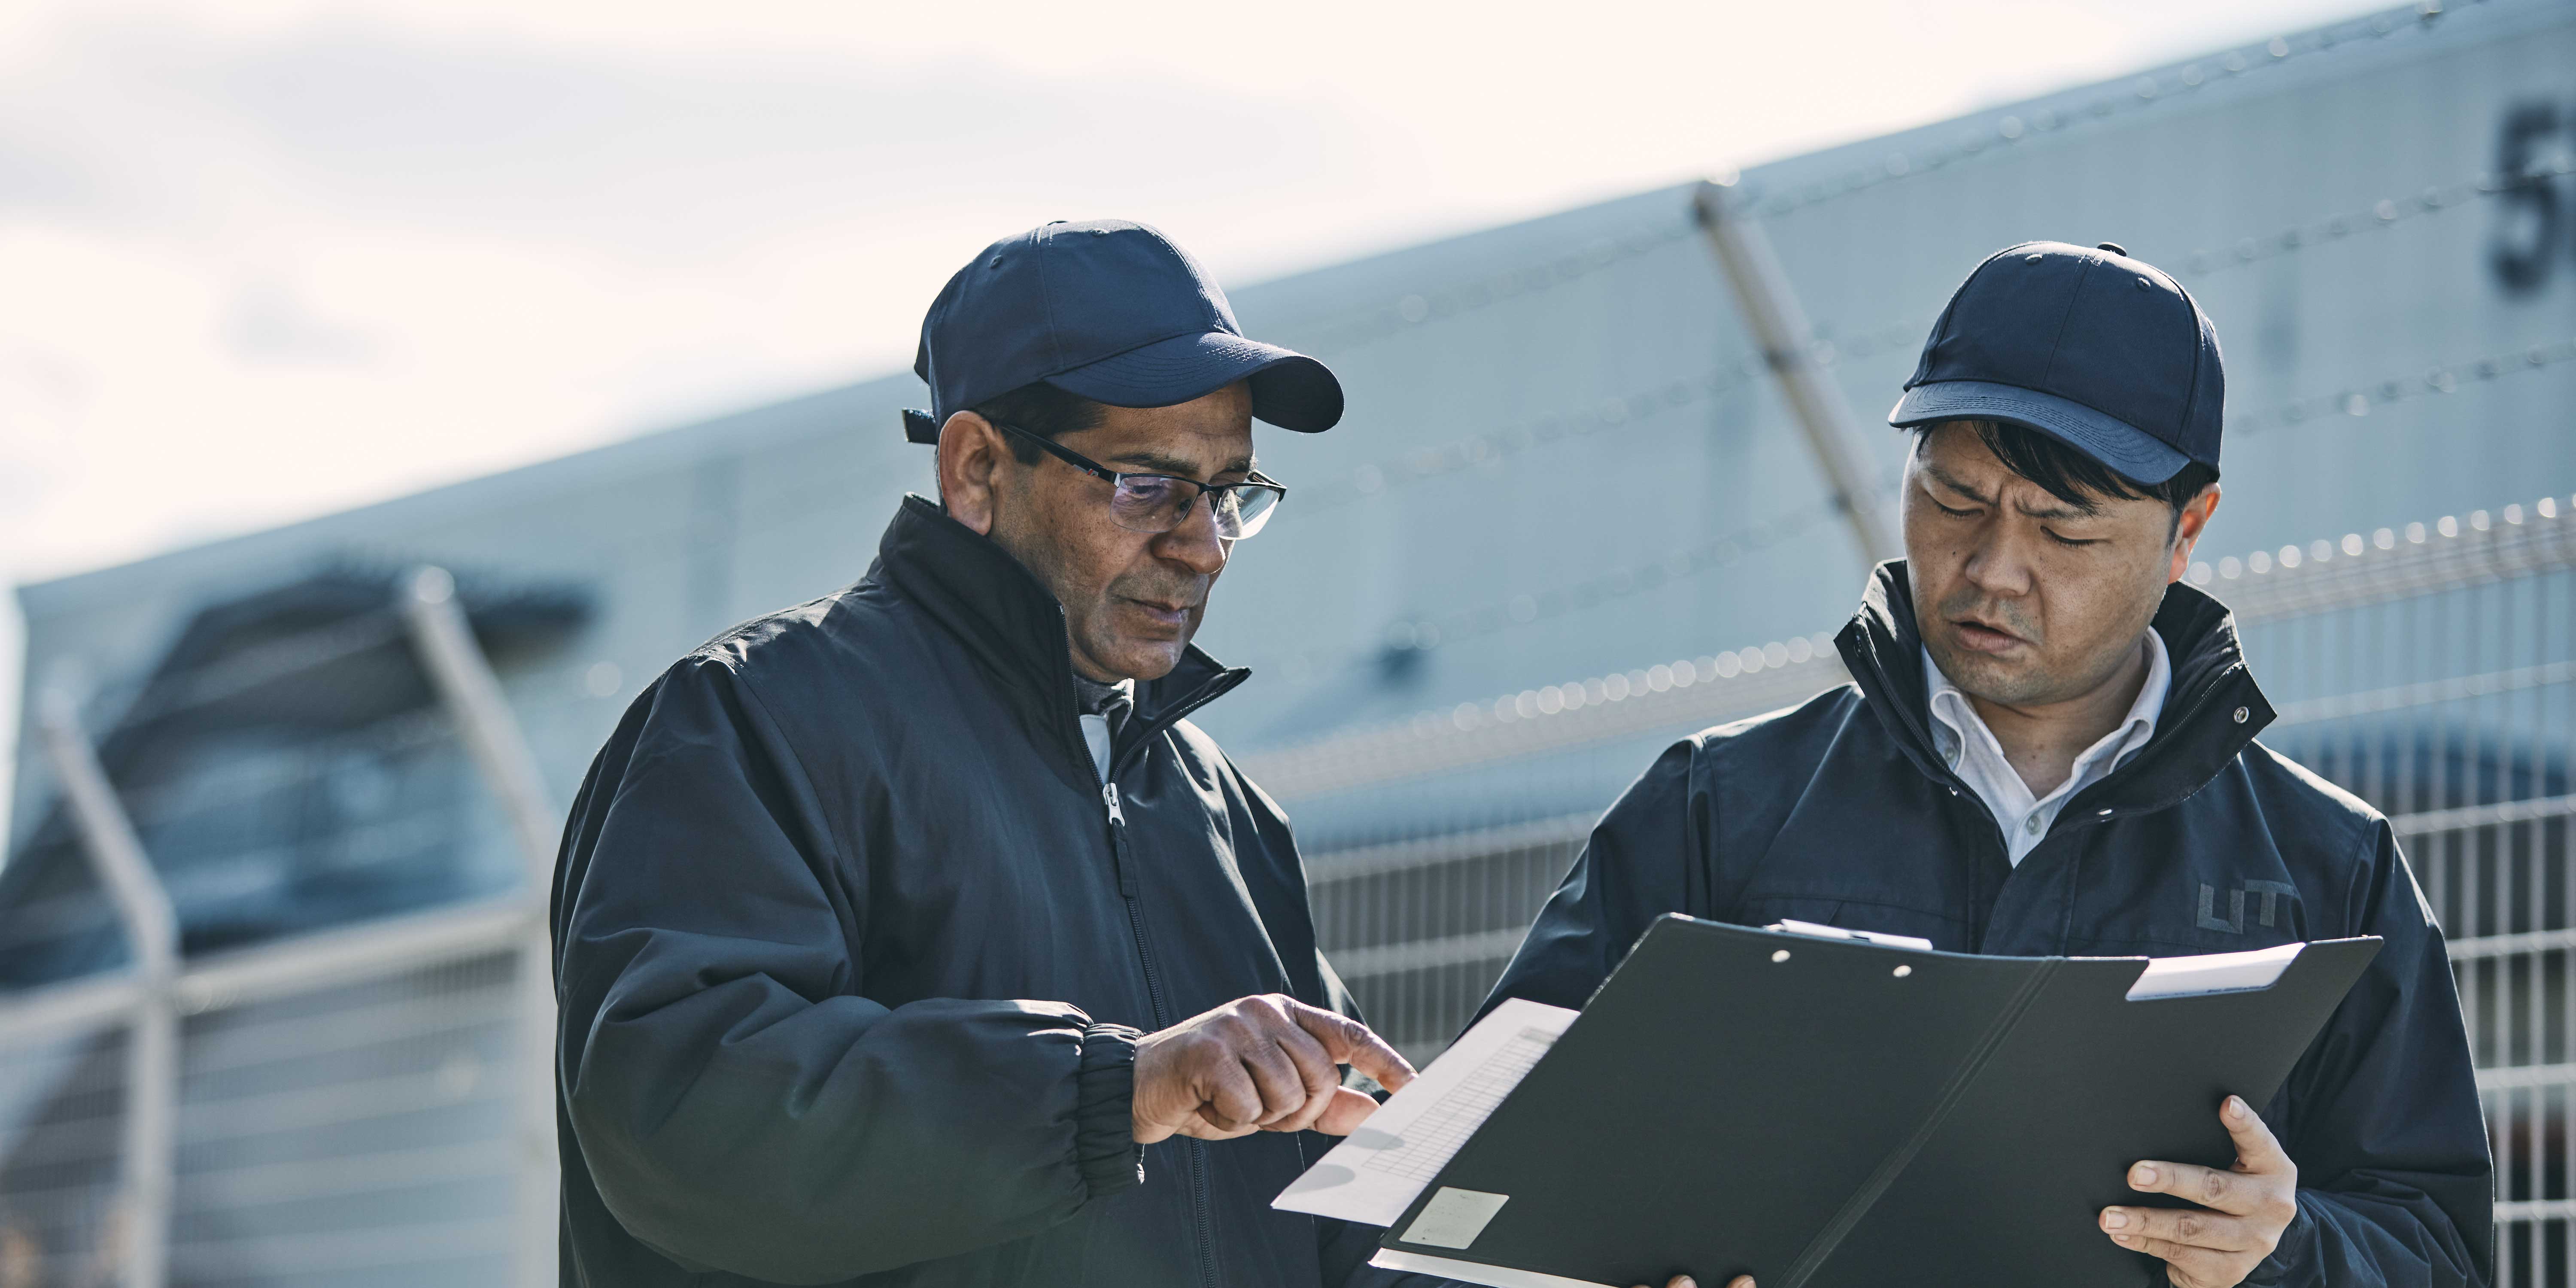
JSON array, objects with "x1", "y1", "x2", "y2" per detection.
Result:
[
  {"x1": 936, "y1": 411, "x2": 1012, "y2": 535},
  {"x1": 2166, "y1": 484, "x2": 2223, "y2": 583}
]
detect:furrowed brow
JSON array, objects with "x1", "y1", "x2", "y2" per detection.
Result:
[
  {"x1": 1107, "y1": 451, "x2": 1210, "y2": 476},
  {"x1": 1921, "y1": 463, "x2": 1995, "y2": 507},
  {"x1": 2016, "y1": 496, "x2": 2102, "y2": 521}
]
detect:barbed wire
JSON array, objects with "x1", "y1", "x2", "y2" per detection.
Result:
[
  {"x1": 1260, "y1": 0, "x2": 2496, "y2": 360},
  {"x1": 57, "y1": 321, "x2": 2561, "y2": 762},
  {"x1": 860, "y1": 196, "x2": 2560, "y2": 550},
  {"x1": 1243, "y1": 480, "x2": 2576, "y2": 799},
  {"x1": 1231, "y1": 316, "x2": 2576, "y2": 681},
  {"x1": 69, "y1": 311, "x2": 2561, "y2": 809},
  {"x1": 1378, "y1": 499, "x2": 1850, "y2": 655},
  {"x1": 2231, "y1": 331, "x2": 2576, "y2": 436},
  {"x1": 42, "y1": 77, "x2": 2564, "y2": 747},
  {"x1": 83, "y1": 138, "x2": 2520, "y2": 617},
  {"x1": 2180, "y1": 158, "x2": 2573, "y2": 280},
  {"x1": 1293, "y1": 367, "x2": 1762, "y2": 516},
  {"x1": 1276, "y1": 220, "x2": 1702, "y2": 361},
  {"x1": 1295, "y1": 313, "x2": 1932, "y2": 514},
  {"x1": 1742, "y1": 0, "x2": 2473, "y2": 222},
  {"x1": 1291, "y1": 136, "x2": 2558, "y2": 513},
  {"x1": 1229, "y1": 473, "x2": 1888, "y2": 681},
  {"x1": 273, "y1": 1, "x2": 2541, "y2": 588}
]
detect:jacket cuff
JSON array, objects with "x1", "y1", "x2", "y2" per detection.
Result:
[
  {"x1": 2239, "y1": 1193, "x2": 2316, "y2": 1288},
  {"x1": 1075, "y1": 1023, "x2": 1145, "y2": 1200}
]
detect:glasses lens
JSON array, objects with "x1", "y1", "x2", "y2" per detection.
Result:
[
  {"x1": 1217, "y1": 484, "x2": 1282, "y2": 539},
  {"x1": 1109, "y1": 475, "x2": 1193, "y2": 533}
]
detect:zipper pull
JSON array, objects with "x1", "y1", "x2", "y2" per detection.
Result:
[{"x1": 1103, "y1": 783, "x2": 1137, "y2": 896}]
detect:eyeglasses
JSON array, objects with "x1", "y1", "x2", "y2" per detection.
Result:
[{"x1": 990, "y1": 420, "x2": 1288, "y2": 540}]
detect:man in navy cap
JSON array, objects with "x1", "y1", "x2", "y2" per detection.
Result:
[
  {"x1": 1485, "y1": 243, "x2": 2491, "y2": 1288},
  {"x1": 551, "y1": 220, "x2": 1431, "y2": 1288}
]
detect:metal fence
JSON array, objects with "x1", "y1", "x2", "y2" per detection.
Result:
[
  {"x1": 0, "y1": 908, "x2": 541, "y2": 1288},
  {"x1": 0, "y1": 571, "x2": 557, "y2": 1288},
  {"x1": 7, "y1": 498, "x2": 2576, "y2": 1284},
  {"x1": 1276, "y1": 492, "x2": 2576, "y2": 1286}
]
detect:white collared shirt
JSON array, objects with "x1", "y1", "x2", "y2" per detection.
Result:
[
  {"x1": 1922, "y1": 632, "x2": 2170, "y2": 866},
  {"x1": 1078, "y1": 679, "x2": 1136, "y2": 784}
]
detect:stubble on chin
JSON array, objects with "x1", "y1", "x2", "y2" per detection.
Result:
[
  {"x1": 1923, "y1": 624, "x2": 2043, "y2": 707},
  {"x1": 1071, "y1": 609, "x2": 1189, "y2": 683}
]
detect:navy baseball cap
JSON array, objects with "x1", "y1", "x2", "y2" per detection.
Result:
[
  {"x1": 1889, "y1": 240, "x2": 2223, "y2": 483},
  {"x1": 902, "y1": 219, "x2": 1343, "y2": 444}
]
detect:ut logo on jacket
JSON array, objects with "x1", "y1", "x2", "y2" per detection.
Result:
[{"x1": 2198, "y1": 880, "x2": 2300, "y2": 934}]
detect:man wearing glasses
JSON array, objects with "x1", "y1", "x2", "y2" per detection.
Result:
[{"x1": 552, "y1": 221, "x2": 1427, "y2": 1288}]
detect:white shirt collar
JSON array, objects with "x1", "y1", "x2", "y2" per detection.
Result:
[
  {"x1": 1074, "y1": 678, "x2": 1134, "y2": 784},
  {"x1": 1921, "y1": 630, "x2": 2171, "y2": 865}
]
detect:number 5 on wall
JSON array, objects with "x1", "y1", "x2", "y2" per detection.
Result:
[{"x1": 2491, "y1": 101, "x2": 2566, "y2": 295}]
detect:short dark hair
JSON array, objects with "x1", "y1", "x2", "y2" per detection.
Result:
[
  {"x1": 971, "y1": 381, "x2": 1106, "y2": 466},
  {"x1": 1911, "y1": 419, "x2": 2217, "y2": 532}
]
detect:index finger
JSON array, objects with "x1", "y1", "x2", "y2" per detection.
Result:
[
  {"x1": 1287, "y1": 1000, "x2": 1417, "y2": 1091},
  {"x1": 2217, "y1": 1094, "x2": 2293, "y2": 1174}
]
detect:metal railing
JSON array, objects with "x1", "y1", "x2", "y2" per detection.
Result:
[
  {"x1": 0, "y1": 569, "x2": 557, "y2": 1288},
  {"x1": 1287, "y1": 492, "x2": 2576, "y2": 1286}
]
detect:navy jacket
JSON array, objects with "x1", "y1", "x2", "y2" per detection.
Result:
[
  {"x1": 551, "y1": 496, "x2": 1403, "y2": 1287},
  {"x1": 1482, "y1": 563, "x2": 2491, "y2": 1288}
]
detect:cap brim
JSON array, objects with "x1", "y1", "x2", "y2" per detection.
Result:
[
  {"x1": 1889, "y1": 380, "x2": 2190, "y2": 484},
  {"x1": 1045, "y1": 331, "x2": 1344, "y2": 433}
]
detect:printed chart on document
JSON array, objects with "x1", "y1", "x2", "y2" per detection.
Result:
[
  {"x1": 1274, "y1": 998, "x2": 1578, "y2": 1226},
  {"x1": 1366, "y1": 1026, "x2": 1561, "y2": 1182}
]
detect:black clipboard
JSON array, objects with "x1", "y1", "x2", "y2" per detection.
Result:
[{"x1": 1376, "y1": 915, "x2": 2381, "y2": 1288}]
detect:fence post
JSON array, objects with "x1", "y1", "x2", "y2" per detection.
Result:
[
  {"x1": 399, "y1": 567, "x2": 561, "y2": 1288},
  {"x1": 1691, "y1": 178, "x2": 1903, "y2": 567},
  {"x1": 36, "y1": 689, "x2": 177, "y2": 1288}
]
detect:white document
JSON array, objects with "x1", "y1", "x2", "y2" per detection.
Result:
[
  {"x1": 1271, "y1": 997, "x2": 1577, "y2": 1228},
  {"x1": 1367, "y1": 1247, "x2": 1616, "y2": 1288},
  {"x1": 2126, "y1": 941, "x2": 2304, "y2": 999}
]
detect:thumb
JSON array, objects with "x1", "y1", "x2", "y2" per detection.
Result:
[
  {"x1": 1132, "y1": 1076, "x2": 1185, "y2": 1143},
  {"x1": 1311, "y1": 1086, "x2": 1383, "y2": 1136},
  {"x1": 2219, "y1": 1094, "x2": 2292, "y2": 1174},
  {"x1": 1129, "y1": 1043, "x2": 1199, "y2": 1144}
]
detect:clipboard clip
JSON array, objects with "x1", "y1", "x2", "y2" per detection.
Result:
[{"x1": 1766, "y1": 919, "x2": 1935, "y2": 952}]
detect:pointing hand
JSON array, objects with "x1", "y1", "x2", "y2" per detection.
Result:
[{"x1": 1132, "y1": 994, "x2": 1416, "y2": 1143}]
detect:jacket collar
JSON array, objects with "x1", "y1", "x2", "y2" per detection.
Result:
[
  {"x1": 1834, "y1": 561, "x2": 2276, "y2": 815},
  {"x1": 869, "y1": 494, "x2": 1246, "y2": 738}
]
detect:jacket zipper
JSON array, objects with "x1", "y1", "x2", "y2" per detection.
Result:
[
  {"x1": 1101, "y1": 781, "x2": 1221, "y2": 1288},
  {"x1": 1873, "y1": 701, "x2": 2014, "y2": 947}
]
